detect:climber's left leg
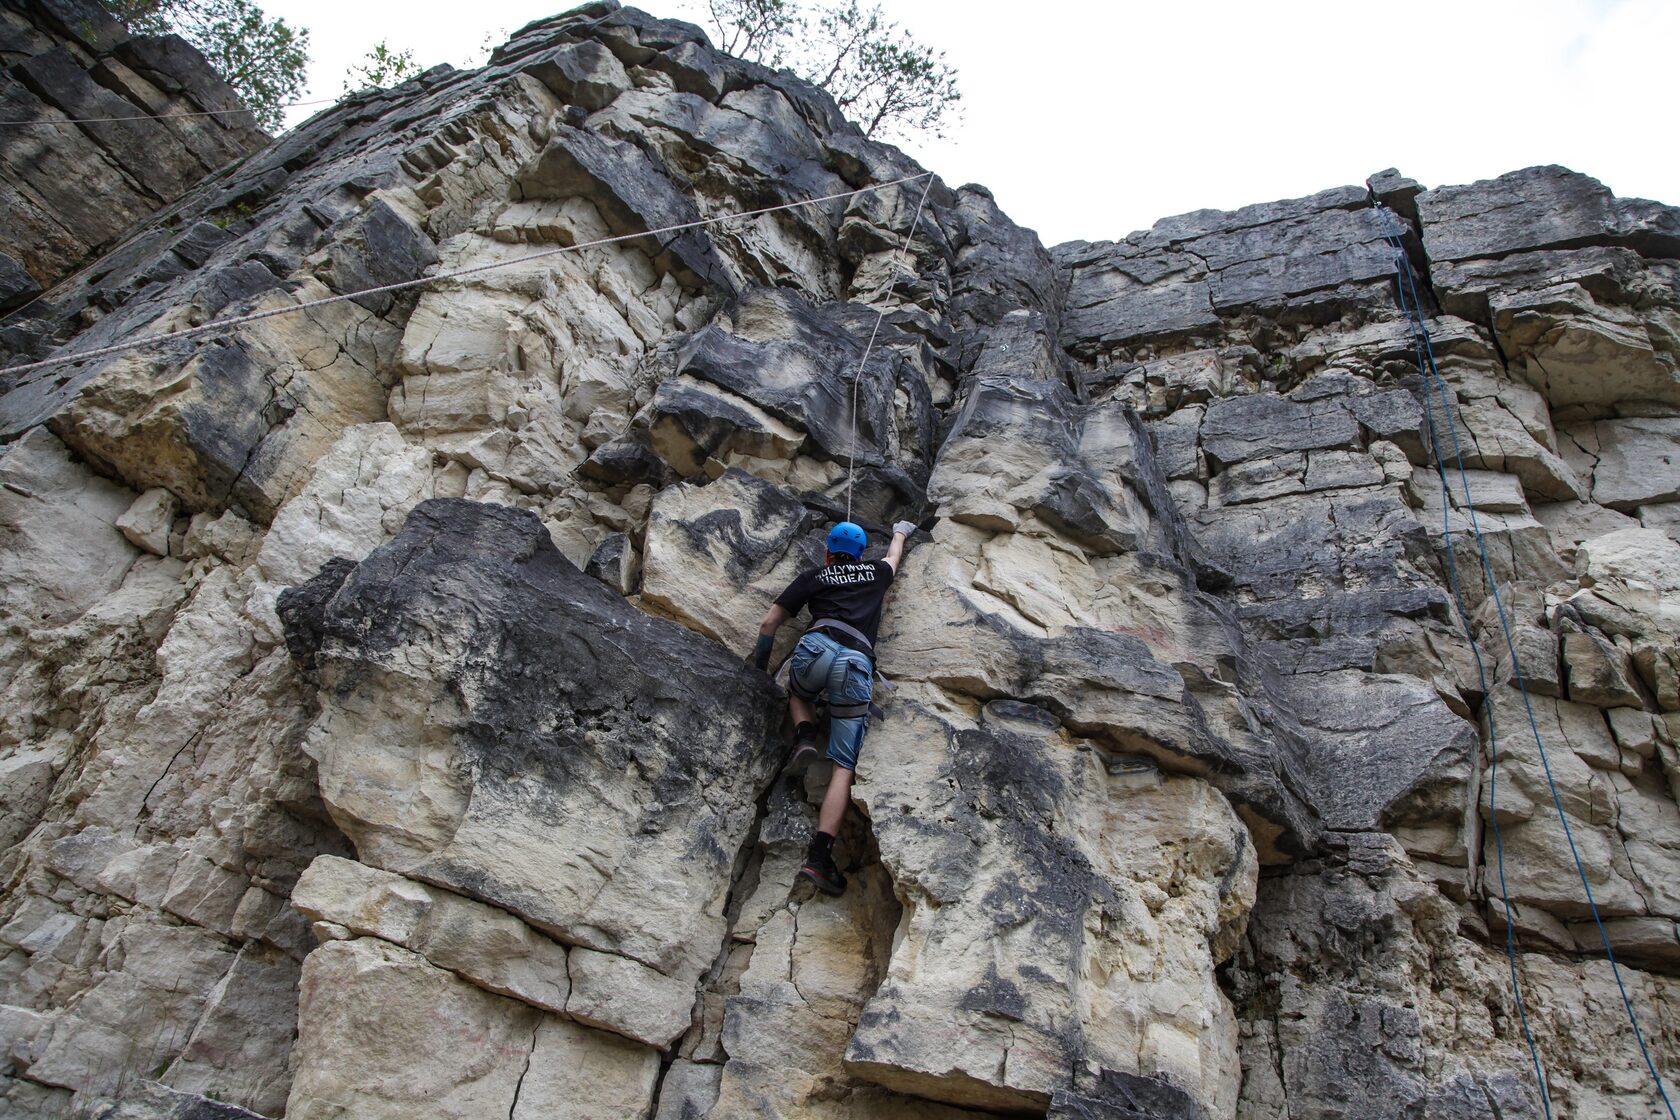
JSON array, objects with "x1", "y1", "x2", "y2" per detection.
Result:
[{"x1": 798, "y1": 651, "x2": 871, "y2": 896}]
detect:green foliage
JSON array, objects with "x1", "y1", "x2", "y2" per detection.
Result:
[
  {"x1": 703, "y1": 0, "x2": 960, "y2": 140},
  {"x1": 343, "y1": 40, "x2": 419, "y2": 94},
  {"x1": 706, "y1": 0, "x2": 802, "y2": 68},
  {"x1": 102, "y1": 0, "x2": 308, "y2": 132},
  {"x1": 208, "y1": 199, "x2": 254, "y2": 229}
]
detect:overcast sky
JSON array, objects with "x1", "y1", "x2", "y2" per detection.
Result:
[{"x1": 268, "y1": 0, "x2": 1677, "y2": 248}]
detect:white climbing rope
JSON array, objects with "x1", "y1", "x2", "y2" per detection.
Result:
[
  {"x1": 2, "y1": 171, "x2": 935, "y2": 378},
  {"x1": 0, "y1": 97, "x2": 337, "y2": 127},
  {"x1": 842, "y1": 170, "x2": 936, "y2": 523}
]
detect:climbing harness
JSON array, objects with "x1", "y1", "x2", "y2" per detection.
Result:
[
  {"x1": 842, "y1": 171, "x2": 936, "y2": 523},
  {"x1": 1367, "y1": 184, "x2": 1676, "y2": 1120},
  {"x1": 1, "y1": 171, "x2": 935, "y2": 378},
  {"x1": 790, "y1": 617, "x2": 890, "y2": 719},
  {"x1": 787, "y1": 626, "x2": 880, "y2": 722},
  {"x1": 807, "y1": 616, "x2": 875, "y2": 658}
]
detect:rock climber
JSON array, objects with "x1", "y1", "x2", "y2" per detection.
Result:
[{"x1": 751, "y1": 518, "x2": 916, "y2": 896}]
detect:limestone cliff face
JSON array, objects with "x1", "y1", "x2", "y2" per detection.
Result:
[
  {"x1": 0, "y1": 0, "x2": 268, "y2": 309},
  {"x1": 1, "y1": 3, "x2": 1677, "y2": 1118}
]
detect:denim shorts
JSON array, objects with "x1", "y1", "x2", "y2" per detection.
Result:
[{"x1": 787, "y1": 631, "x2": 874, "y2": 771}]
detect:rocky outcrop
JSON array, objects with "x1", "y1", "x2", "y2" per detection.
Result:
[
  {"x1": 0, "y1": 0, "x2": 267, "y2": 303},
  {"x1": 1054, "y1": 162, "x2": 1680, "y2": 1118},
  {"x1": 0, "y1": 3, "x2": 1677, "y2": 1118}
]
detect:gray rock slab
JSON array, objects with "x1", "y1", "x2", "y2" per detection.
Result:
[
  {"x1": 524, "y1": 40, "x2": 631, "y2": 110},
  {"x1": 278, "y1": 499, "x2": 785, "y2": 993},
  {"x1": 1420, "y1": 165, "x2": 1619, "y2": 263},
  {"x1": 1271, "y1": 670, "x2": 1477, "y2": 832},
  {"x1": 1200, "y1": 393, "x2": 1362, "y2": 469},
  {"x1": 292, "y1": 855, "x2": 572, "y2": 1015},
  {"x1": 1566, "y1": 417, "x2": 1680, "y2": 510},
  {"x1": 515, "y1": 122, "x2": 734, "y2": 291},
  {"x1": 0, "y1": 251, "x2": 41, "y2": 314},
  {"x1": 1061, "y1": 278, "x2": 1219, "y2": 350},
  {"x1": 931, "y1": 373, "x2": 1166, "y2": 555},
  {"x1": 1430, "y1": 243, "x2": 1646, "y2": 320},
  {"x1": 672, "y1": 286, "x2": 934, "y2": 513}
]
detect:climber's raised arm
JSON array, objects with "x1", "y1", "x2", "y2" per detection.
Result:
[{"x1": 884, "y1": 521, "x2": 916, "y2": 573}]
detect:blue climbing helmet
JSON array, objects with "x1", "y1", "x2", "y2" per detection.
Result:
[{"x1": 826, "y1": 521, "x2": 866, "y2": 559}]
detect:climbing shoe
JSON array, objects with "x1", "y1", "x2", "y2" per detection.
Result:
[
  {"x1": 785, "y1": 743, "x2": 820, "y2": 776},
  {"x1": 784, "y1": 723, "x2": 820, "y2": 776},
  {"x1": 798, "y1": 851, "x2": 847, "y2": 896}
]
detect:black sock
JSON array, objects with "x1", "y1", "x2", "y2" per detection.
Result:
[
  {"x1": 795, "y1": 721, "x2": 817, "y2": 744},
  {"x1": 808, "y1": 830, "x2": 835, "y2": 862}
]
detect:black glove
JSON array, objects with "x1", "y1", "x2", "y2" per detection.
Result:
[{"x1": 751, "y1": 633, "x2": 774, "y2": 671}]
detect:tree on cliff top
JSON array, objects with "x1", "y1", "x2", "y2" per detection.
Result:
[
  {"x1": 102, "y1": 0, "x2": 308, "y2": 132},
  {"x1": 705, "y1": 0, "x2": 962, "y2": 140},
  {"x1": 342, "y1": 41, "x2": 420, "y2": 95}
]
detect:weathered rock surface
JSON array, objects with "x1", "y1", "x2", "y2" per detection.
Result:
[
  {"x1": 0, "y1": 2, "x2": 1676, "y2": 1118},
  {"x1": 279, "y1": 498, "x2": 784, "y2": 1004},
  {"x1": 0, "y1": 0, "x2": 267, "y2": 292},
  {"x1": 286, "y1": 936, "x2": 659, "y2": 1120}
]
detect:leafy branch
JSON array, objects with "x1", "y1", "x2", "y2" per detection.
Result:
[
  {"x1": 701, "y1": 0, "x2": 961, "y2": 140},
  {"x1": 101, "y1": 0, "x2": 308, "y2": 132},
  {"x1": 342, "y1": 41, "x2": 419, "y2": 94}
]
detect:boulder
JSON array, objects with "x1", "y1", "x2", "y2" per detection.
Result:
[
  {"x1": 1579, "y1": 527, "x2": 1680, "y2": 593},
  {"x1": 115, "y1": 487, "x2": 179, "y2": 556},
  {"x1": 286, "y1": 937, "x2": 658, "y2": 1120},
  {"x1": 0, "y1": 426, "x2": 139, "y2": 629},
  {"x1": 584, "y1": 530, "x2": 639, "y2": 594},
  {"x1": 279, "y1": 499, "x2": 784, "y2": 998},
  {"x1": 1200, "y1": 393, "x2": 1362, "y2": 469},
  {"x1": 515, "y1": 122, "x2": 734, "y2": 291},
  {"x1": 847, "y1": 694, "x2": 1257, "y2": 1116},
  {"x1": 1269, "y1": 670, "x2": 1477, "y2": 834},
  {"x1": 1562, "y1": 417, "x2": 1680, "y2": 510},
  {"x1": 524, "y1": 40, "x2": 632, "y2": 110},
  {"x1": 1496, "y1": 284, "x2": 1680, "y2": 407},
  {"x1": 567, "y1": 945, "x2": 695, "y2": 1047},
  {"x1": 929, "y1": 374, "x2": 1151, "y2": 555},
  {"x1": 638, "y1": 467, "x2": 820, "y2": 656},
  {"x1": 291, "y1": 855, "x2": 572, "y2": 1014},
  {"x1": 644, "y1": 41, "x2": 726, "y2": 101},
  {"x1": 1561, "y1": 629, "x2": 1647, "y2": 709},
  {"x1": 667, "y1": 286, "x2": 934, "y2": 521}
]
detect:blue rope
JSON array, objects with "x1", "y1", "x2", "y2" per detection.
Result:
[
  {"x1": 1365, "y1": 198, "x2": 1551, "y2": 1114},
  {"x1": 1366, "y1": 189, "x2": 1676, "y2": 1120}
]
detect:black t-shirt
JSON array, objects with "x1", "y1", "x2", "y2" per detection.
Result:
[{"x1": 774, "y1": 559, "x2": 896, "y2": 648}]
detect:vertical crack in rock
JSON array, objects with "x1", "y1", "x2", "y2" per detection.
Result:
[{"x1": 508, "y1": 1019, "x2": 541, "y2": 1120}]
